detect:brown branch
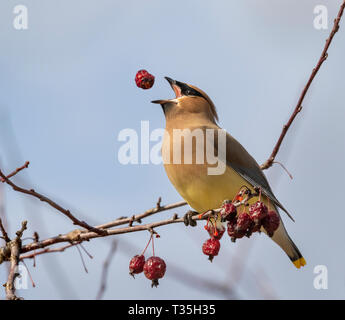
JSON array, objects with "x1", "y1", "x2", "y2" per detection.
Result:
[
  {"x1": 93, "y1": 200, "x2": 187, "y2": 231},
  {"x1": 0, "y1": 161, "x2": 29, "y2": 183},
  {"x1": 261, "y1": 0, "x2": 345, "y2": 170},
  {"x1": 6, "y1": 242, "x2": 21, "y2": 300},
  {"x1": 20, "y1": 214, "x2": 194, "y2": 254},
  {"x1": 0, "y1": 218, "x2": 10, "y2": 243},
  {"x1": 19, "y1": 243, "x2": 76, "y2": 261},
  {"x1": 0, "y1": 166, "x2": 107, "y2": 236},
  {"x1": 5, "y1": 221, "x2": 27, "y2": 300},
  {"x1": 19, "y1": 192, "x2": 255, "y2": 256}
]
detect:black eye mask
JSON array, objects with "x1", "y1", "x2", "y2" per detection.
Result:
[{"x1": 175, "y1": 81, "x2": 204, "y2": 98}]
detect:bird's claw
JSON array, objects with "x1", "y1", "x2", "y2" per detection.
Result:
[{"x1": 183, "y1": 210, "x2": 198, "y2": 227}]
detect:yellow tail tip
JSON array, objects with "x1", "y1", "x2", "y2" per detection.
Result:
[{"x1": 293, "y1": 257, "x2": 307, "y2": 269}]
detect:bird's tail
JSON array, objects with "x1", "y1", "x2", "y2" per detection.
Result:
[{"x1": 270, "y1": 217, "x2": 306, "y2": 269}]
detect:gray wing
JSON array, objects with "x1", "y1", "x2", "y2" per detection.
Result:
[{"x1": 213, "y1": 128, "x2": 294, "y2": 221}]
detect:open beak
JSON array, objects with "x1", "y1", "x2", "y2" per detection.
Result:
[
  {"x1": 164, "y1": 77, "x2": 183, "y2": 98},
  {"x1": 151, "y1": 77, "x2": 182, "y2": 104}
]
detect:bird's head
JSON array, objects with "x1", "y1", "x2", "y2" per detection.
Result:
[{"x1": 152, "y1": 77, "x2": 218, "y2": 124}]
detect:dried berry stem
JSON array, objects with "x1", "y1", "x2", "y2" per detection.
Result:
[
  {"x1": 141, "y1": 234, "x2": 153, "y2": 256},
  {"x1": 151, "y1": 234, "x2": 155, "y2": 256}
]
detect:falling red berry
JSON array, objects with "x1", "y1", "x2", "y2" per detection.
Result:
[
  {"x1": 221, "y1": 201, "x2": 237, "y2": 221},
  {"x1": 202, "y1": 238, "x2": 220, "y2": 262},
  {"x1": 143, "y1": 256, "x2": 166, "y2": 287},
  {"x1": 129, "y1": 255, "x2": 145, "y2": 277},
  {"x1": 135, "y1": 69, "x2": 155, "y2": 89},
  {"x1": 262, "y1": 210, "x2": 280, "y2": 237}
]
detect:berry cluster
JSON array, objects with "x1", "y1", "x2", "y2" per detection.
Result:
[
  {"x1": 135, "y1": 69, "x2": 155, "y2": 89},
  {"x1": 129, "y1": 234, "x2": 166, "y2": 287},
  {"x1": 225, "y1": 200, "x2": 280, "y2": 241},
  {"x1": 201, "y1": 189, "x2": 280, "y2": 261}
]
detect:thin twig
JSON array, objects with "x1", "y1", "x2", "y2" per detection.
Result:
[
  {"x1": 0, "y1": 166, "x2": 107, "y2": 236},
  {"x1": 93, "y1": 200, "x2": 187, "y2": 231},
  {"x1": 273, "y1": 161, "x2": 293, "y2": 180},
  {"x1": 75, "y1": 245, "x2": 88, "y2": 273},
  {"x1": 0, "y1": 218, "x2": 10, "y2": 243},
  {"x1": 21, "y1": 260, "x2": 36, "y2": 288},
  {"x1": 79, "y1": 243, "x2": 93, "y2": 259},
  {"x1": 0, "y1": 161, "x2": 29, "y2": 183},
  {"x1": 20, "y1": 243, "x2": 76, "y2": 261},
  {"x1": 261, "y1": 0, "x2": 345, "y2": 170},
  {"x1": 96, "y1": 240, "x2": 117, "y2": 300}
]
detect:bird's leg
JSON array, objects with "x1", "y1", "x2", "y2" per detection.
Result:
[
  {"x1": 183, "y1": 210, "x2": 198, "y2": 227},
  {"x1": 198, "y1": 209, "x2": 212, "y2": 220}
]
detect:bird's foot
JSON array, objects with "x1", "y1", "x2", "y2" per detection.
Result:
[{"x1": 183, "y1": 210, "x2": 198, "y2": 227}]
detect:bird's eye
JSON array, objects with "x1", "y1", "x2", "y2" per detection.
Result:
[
  {"x1": 184, "y1": 87, "x2": 196, "y2": 96},
  {"x1": 181, "y1": 84, "x2": 203, "y2": 97}
]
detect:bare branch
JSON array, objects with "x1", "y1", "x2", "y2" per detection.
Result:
[
  {"x1": 5, "y1": 221, "x2": 27, "y2": 300},
  {"x1": 0, "y1": 218, "x2": 10, "y2": 243},
  {"x1": 20, "y1": 243, "x2": 75, "y2": 261},
  {"x1": 261, "y1": 0, "x2": 345, "y2": 170},
  {"x1": 0, "y1": 161, "x2": 29, "y2": 183},
  {"x1": 93, "y1": 200, "x2": 187, "y2": 231},
  {"x1": 0, "y1": 166, "x2": 107, "y2": 236},
  {"x1": 19, "y1": 191, "x2": 256, "y2": 257}
]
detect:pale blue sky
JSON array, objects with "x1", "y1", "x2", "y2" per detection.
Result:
[{"x1": 0, "y1": 0, "x2": 344, "y2": 299}]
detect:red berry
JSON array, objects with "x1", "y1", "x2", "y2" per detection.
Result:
[
  {"x1": 248, "y1": 201, "x2": 268, "y2": 234},
  {"x1": 227, "y1": 220, "x2": 246, "y2": 242},
  {"x1": 221, "y1": 201, "x2": 237, "y2": 221},
  {"x1": 236, "y1": 212, "x2": 251, "y2": 232},
  {"x1": 202, "y1": 238, "x2": 220, "y2": 262},
  {"x1": 143, "y1": 256, "x2": 166, "y2": 287},
  {"x1": 249, "y1": 201, "x2": 268, "y2": 223},
  {"x1": 135, "y1": 69, "x2": 155, "y2": 89},
  {"x1": 129, "y1": 255, "x2": 145, "y2": 277},
  {"x1": 262, "y1": 210, "x2": 280, "y2": 237},
  {"x1": 250, "y1": 221, "x2": 261, "y2": 233}
]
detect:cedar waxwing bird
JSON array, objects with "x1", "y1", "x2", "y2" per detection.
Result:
[{"x1": 151, "y1": 77, "x2": 306, "y2": 269}]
